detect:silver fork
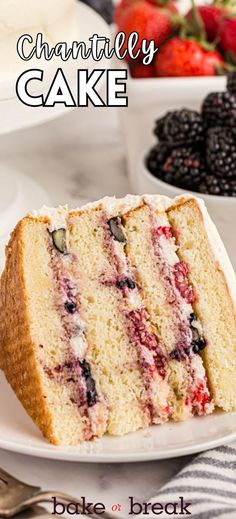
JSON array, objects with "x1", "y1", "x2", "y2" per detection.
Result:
[{"x1": 0, "y1": 468, "x2": 118, "y2": 518}]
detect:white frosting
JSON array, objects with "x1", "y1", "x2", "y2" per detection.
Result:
[
  {"x1": 0, "y1": 0, "x2": 77, "y2": 89},
  {"x1": 0, "y1": 0, "x2": 74, "y2": 40},
  {"x1": 193, "y1": 196, "x2": 236, "y2": 309},
  {"x1": 30, "y1": 205, "x2": 68, "y2": 232},
  {"x1": 30, "y1": 193, "x2": 236, "y2": 309}
]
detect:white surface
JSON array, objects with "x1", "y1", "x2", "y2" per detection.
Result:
[
  {"x1": 0, "y1": 371, "x2": 236, "y2": 463},
  {"x1": 138, "y1": 152, "x2": 236, "y2": 269},
  {"x1": 0, "y1": 93, "x2": 235, "y2": 508},
  {"x1": 121, "y1": 75, "x2": 226, "y2": 191},
  {"x1": 0, "y1": 3, "x2": 111, "y2": 133}
]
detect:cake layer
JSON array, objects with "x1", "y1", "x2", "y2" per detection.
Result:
[{"x1": 167, "y1": 198, "x2": 236, "y2": 411}]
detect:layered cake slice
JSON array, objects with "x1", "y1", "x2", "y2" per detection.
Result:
[{"x1": 0, "y1": 195, "x2": 236, "y2": 445}]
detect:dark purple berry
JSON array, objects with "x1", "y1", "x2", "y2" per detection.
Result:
[
  {"x1": 189, "y1": 312, "x2": 197, "y2": 323},
  {"x1": 227, "y1": 72, "x2": 236, "y2": 96},
  {"x1": 108, "y1": 217, "x2": 127, "y2": 243},
  {"x1": 116, "y1": 278, "x2": 136, "y2": 290},
  {"x1": 202, "y1": 92, "x2": 236, "y2": 131},
  {"x1": 52, "y1": 228, "x2": 67, "y2": 253},
  {"x1": 200, "y1": 175, "x2": 236, "y2": 197},
  {"x1": 154, "y1": 109, "x2": 204, "y2": 147},
  {"x1": 79, "y1": 359, "x2": 97, "y2": 407},
  {"x1": 206, "y1": 127, "x2": 236, "y2": 179},
  {"x1": 64, "y1": 301, "x2": 77, "y2": 314},
  {"x1": 192, "y1": 338, "x2": 206, "y2": 354}
]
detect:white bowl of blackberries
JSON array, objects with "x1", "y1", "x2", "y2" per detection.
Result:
[{"x1": 142, "y1": 72, "x2": 236, "y2": 200}]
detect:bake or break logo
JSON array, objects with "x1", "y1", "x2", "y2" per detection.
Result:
[{"x1": 15, "y1": 32, "x2": 158, "y2": 107}]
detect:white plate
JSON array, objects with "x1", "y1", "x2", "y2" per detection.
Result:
[{"x1": 1, "y1": 371, "x2": 236, "y2": 462}]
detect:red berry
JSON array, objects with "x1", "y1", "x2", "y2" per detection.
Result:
[
  {"x1": 145, "y1": 0, "x2": 178, "y2": 14},
  {"x1": 186, "y1": 5, "x2": 225, "y2": 42},
  {"x1": 219, "y1": 17, "x2": 236, "y2": 57},
  {"x1": 116, "y1": 0, "x2": 172, "y2": 61},
  {"x1": 154, "y1": 37, "x2": 223, "y2": 77},
  {"x1": 130, "y1": 62, "x2": 155, "y2": 78},
  {"x1": 114, "y1": 0, "x2": 133, "y2": 27},
  {"x1": 200, "y1": 48, "x2": 224, "y2": 75}
]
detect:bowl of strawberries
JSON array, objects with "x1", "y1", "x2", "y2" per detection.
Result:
[{"x1": 114, "y1": 0, "x2": 236, "y2": 189}]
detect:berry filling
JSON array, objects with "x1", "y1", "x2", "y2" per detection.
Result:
[
  {"x1": 191, "y1": 379, "x2": 212, "y2": 415},
  {"x1": 173, "y1": 261, "x2": 196, "y2": 304},
  {"x1": 152, "y1": 226, "x2": 173, "y2": 239},
  {"x1": 116, "y1": 277, "x2": 136, "y2": 290},
  {"x1": 64, "y1": 301, "x2": 77, "y2": 314},
  {"x1": 150, "y1": 212, "x2": 212, "y2": 415},
  {"x1": 128, "y1": 309, "x2": 167, "y2": 379},
  {"x1": 79, "y1": 359, "x2": 98, "y2": 407}
]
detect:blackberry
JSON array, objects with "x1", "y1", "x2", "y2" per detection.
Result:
[
  {"x1": 146, "y1": 143, "x2": 169, "y2": 178},
  {"x1": 206, "y1": 127, "x2": 236, "y2": 179},
  {"x1": 199, "y1": 175, "x2": 236, "y2": 196},
  {"x1": 227, "y1": 71, "x2": 236, "y2": 96},
  {"x1": 160, "y1": 146, "x2": 207, "y2": 192},
  {"x1": 202, "y1": 91, "x2": 236, "y2": 130},
  {"x1": 154, "y1": 109, "x2": 204, "y2": 147}
]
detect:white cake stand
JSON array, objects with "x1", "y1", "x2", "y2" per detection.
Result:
[
  {"x1": 0, "y1": 3, "x2": 111, "y2": 267},
  {"x1": 0, "y1": 3, "x2": 111, "y2": 134}
]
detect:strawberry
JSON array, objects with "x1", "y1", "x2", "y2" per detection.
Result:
[
  {"x1": 114, "y1": 0, "x2": 132, "y2": 27},
  {"x1": 115, "y1": 0, "x2": 173, "y2": 61},
  {"x1": 130, "y1": 62, "x2": 156, "y2": 78},
  {"x1": 145, "y1": 0, "x2": 178, "y2": 13},
  {"x1": 219, "y1": 17, "x2": 236, "y2": 58},
  {"x1": 186, "y1": 4, "x2": 225, "y2": 41},
  {"x1": 154, "y1": 37, "x2": 224, "y2": 77},
  {"x1": 114, "y1": 0, "x2": 178, "y2": 26}
]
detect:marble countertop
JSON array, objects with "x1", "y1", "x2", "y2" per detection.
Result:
[{"x1": 0, "y1": 106, "x2": 192, "y2": 516}]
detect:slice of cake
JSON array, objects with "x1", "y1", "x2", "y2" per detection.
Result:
[{"x1": 0, "y1": 194, "x2": 236, "y2": 445}]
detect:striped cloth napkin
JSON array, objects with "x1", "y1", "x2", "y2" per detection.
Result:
[{"x1": 148, "y1": 443, "x2": 236, "y2": 518}]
